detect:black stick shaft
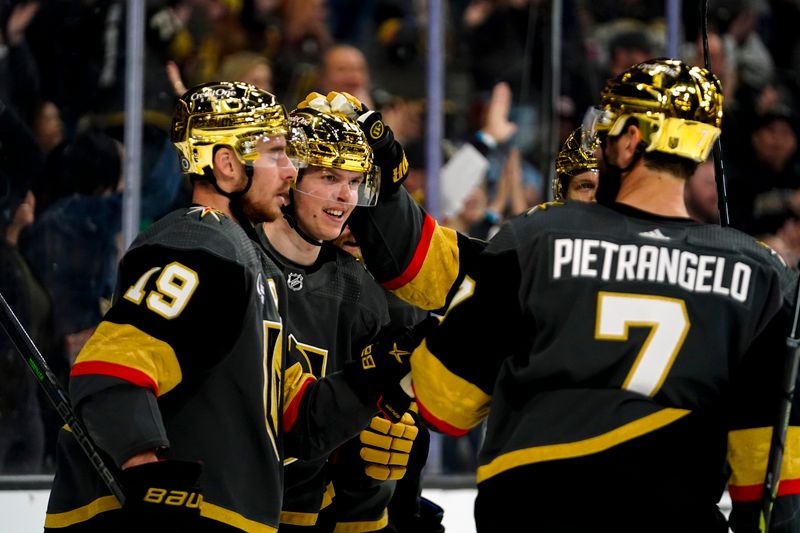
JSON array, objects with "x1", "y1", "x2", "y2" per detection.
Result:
[
  {"x1": 0, "y1": 291, "x2": 126, "y2": 505},
  {"x1": 760, "y1": 274, "x2": 800, "y2": 532},
  {"x1": 700, "y1": 0, "x2": 731, "y2": 227}
]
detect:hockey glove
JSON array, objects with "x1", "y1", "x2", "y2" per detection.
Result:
[
  {"x1": 360, "y1": 413, "x2": 418, "y2": 481},
  {"x1": 300, "y1": 90, "x2": 410, "y2": 199},
  {"x1": 330, "y1": 412, "x2": 418, "y2": 491},
  {"x1": 344, "y1": 316, "x2": 439, "y2": 422},
  {"x1": 121, "y1": 459, "x2": 203, "y2": 528}
]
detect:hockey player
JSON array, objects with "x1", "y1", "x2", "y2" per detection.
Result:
[
  {"x1": 343, "y1": 60, "x2": 800, "y2": 532},
  {"x1": 44, "y1": 82, "x2": 415, "y2": 532},
  {"x1": 257, "y1": 101, "x2": 432, "y2": 532},
  {"x1": 552, "y1": 127, "x2": 599, "y2": 202}
]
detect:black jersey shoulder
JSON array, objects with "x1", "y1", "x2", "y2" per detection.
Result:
[{"x1": 132, "y1": 207, "x2": 259, "y2": 268}]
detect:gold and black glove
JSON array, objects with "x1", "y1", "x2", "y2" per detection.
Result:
[
  {"x1": 359, "y1": 413, "x2": 419, "y2": 481},
  {"x1": 344, "y1": 316, "x2": 438, "y2": 422},
  {"x1": 121, "y1": 459, "x2": 203, "y2": 528}
]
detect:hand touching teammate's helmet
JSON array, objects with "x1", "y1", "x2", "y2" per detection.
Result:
[{"x1": 298, "y1": 91, "x2": 409, "y2": 200}]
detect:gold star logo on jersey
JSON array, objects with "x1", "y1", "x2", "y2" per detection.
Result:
[
  {"x1": 389, "y1": 343, "x2": 411, "y2": 363},
  {"x1": 187, "y1": 206, "x2": 226, "y2": 222}
]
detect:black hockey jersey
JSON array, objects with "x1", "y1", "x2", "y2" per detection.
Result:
[
  {"x1": 348, "y1": 187, "x2": 483, "y2": 312},
  {"x1": 257, "y1": 228, "x2": 394, "y2": 530},
  {"x1": 410, "y1": 201, "x2": 800, "y2": 530},
  {"x1": 45, "y1": 207, "x2": 375, "y2": 532}
]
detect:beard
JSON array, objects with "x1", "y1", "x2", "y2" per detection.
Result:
[
  {"x1": 241, "y1": 195, "x2": 282, "y2": 225},
  {"x1": 595, "y1": 158, "x2": 623, "y2": 207}
]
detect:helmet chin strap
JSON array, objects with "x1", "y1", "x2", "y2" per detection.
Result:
[
  {"x1": 203, "y1": 163, "x2": 261, "y2": 241},
  {"x1": 596, "y1": 140, "x2": 645, "y2": 207},
  {"x1": 281, "y1": 187, "x2": 324, "y2": 247}
]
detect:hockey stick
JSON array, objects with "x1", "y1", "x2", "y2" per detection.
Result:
[
  {"x1": 0, "y1": 290, "x2": 126, "y2": 505},
  {"x1": 759, "y1": 272, "x2": 800, "y2": 532},
  {"x1": 700, "y1": 0, "x2": 731, "y2": 227}
]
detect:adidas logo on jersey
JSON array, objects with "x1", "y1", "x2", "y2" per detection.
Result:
[{"x1": 638, "y1": 229, "x2": 671, "y2": 241}]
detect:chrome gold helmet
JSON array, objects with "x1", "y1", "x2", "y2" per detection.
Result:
[
  {"x1": 171, "y1": 81, "x2": 306, "y2": 176},
  {"x1": 582, "y1": 59, "x2": 723, "y2": 162},
  {"x1": 553, "y1": 128, "x2": 599, "y2": 200},
  {"x1": 288, "y1": 107, "x2": 380, "y2": 206}
]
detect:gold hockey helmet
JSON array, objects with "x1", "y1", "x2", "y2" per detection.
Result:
[
  {"x1": 171, "y1": 81, "x2": 306, "y2": 176},
  {"x1": 553, "y1": 128, "x2": 599, "y2": 200},
  {"x1": 288, "y1": 107, "x2": 380, "y2": 207},
  {"x1": 582, "y1": 58, "x2": 723, "y2": 162}
]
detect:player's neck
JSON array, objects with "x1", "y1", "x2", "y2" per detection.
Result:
[
  {"x1": 262, "y1": 216, "x2": 321, "y2": 266},
  {"x1": 191, "y1": 188, "x2": 235, "y2": 220},
  {"x1": 616, "y1": 167, "x2": 690, "y2": 218}
]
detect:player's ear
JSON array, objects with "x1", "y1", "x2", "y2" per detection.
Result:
[{"x1": 213, "y1": 147, "x2": 243, "y2": 192}]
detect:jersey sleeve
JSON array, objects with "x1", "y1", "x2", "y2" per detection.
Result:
[
  {"x1": 411, "y1": 222, "x2": 530, "y2": 435},
  {"x1": 69, "y1": 244, "x2": 248, "y2": 464},
  {"x1": 727, "y1": 269, "x2": 800, "y2": 531},
  {"x1": 349, "y1": 186, "x2": 484, "y2": 311},
  {"x1": 282, "y1": 365, "x2": 377, "y2": 461}
]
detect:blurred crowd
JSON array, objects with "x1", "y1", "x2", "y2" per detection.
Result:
[{"x1": 0, "y1": 0, "x2": 798, "y2": 477}]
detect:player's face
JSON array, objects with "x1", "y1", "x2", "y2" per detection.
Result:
[
  {"x1": 566, "y1": 170, "x2": 599, "y2": 202},
  {"x1": 243, "y1": 136, "x2": 298, "y2": 223},
  {"x1": 294, "y1": 166, "x2": 361, "y2": 241}
]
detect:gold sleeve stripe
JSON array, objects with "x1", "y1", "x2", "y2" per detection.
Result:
[
  {"x1": 333, "y1": 509, "x2": 389, "y2": 533},
  {"x1": 411, "y1": 342, "x2": 491, "y2": 434},
  {"x1": 383, "y1": 215, "x2": 460, "y2": 311},
  {"x1": 476, "y1": 408, "x2": 690, "y2": 483},
  {"x1": 44, "y1": 496, "x2": 121, "y2": 528},
  {"x1": 201, "y1": 501, "x2": 278, "y2": 532},
  {"x1": 728, "y1": 426, "x2": 800, "y2": 501},
  {"x1": 71, "y1": 321, "x2": 182, "y2": 397},
  {"x1": 280, "y1": 510, "x2": 319, "y2": 526},
  {"x1": 283, "y1": 361, "x2": 316, "y2": 432}
]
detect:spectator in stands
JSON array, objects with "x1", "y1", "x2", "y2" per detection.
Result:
[
  {"x1": 728, "y1": 105, "x2": 800, "y2": 236},
  {"x1": 217, "y1": 51, "x2": 273, "y2": 91},
  {"x1": 606, "y1": 30, "x2": 653, "y2": 78},
  {"x1": 0, "y1": 0, "x2": 40, "y2": 120},
  {"x1": 0, "y1": 189, "x2": 48, "y2": 474},
  {"x1": 319, "y1": 44, "x2": 374, "y2": 108},
  {"x1": 21, "y1": 129, "x2": 123, "y2": 365}
]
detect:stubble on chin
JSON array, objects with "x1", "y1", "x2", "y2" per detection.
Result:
[{"x1": 242, "y1": 198, "x2": 282, "y2": 225}]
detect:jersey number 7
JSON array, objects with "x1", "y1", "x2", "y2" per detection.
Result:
[{"x1": 595, "y1": 291, "x2": 690, "y2": 397}]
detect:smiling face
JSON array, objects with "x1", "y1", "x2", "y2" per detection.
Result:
[{"x1": 293, "y1": 166, "x2": 362, "y2": 241}]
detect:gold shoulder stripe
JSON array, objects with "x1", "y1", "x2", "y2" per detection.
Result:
[
  {"x1": 476, "y1": 408, "x2": 690, "y2": 483},
  {"x1": 73, "y1": 321, "x2": 182, "y2": 396},
  {"x1": 411, "y1": 341, "x2": 491, "y2": 433}
]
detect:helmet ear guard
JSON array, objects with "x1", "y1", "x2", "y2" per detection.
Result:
[{"x1": 582, "y1": 59, "x2": 723, "y2": 163}]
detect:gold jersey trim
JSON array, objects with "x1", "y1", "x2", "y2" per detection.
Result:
[
  {"x1": 74, "y1": 321, "x2": 182, "y2": 396},
  {"x1": 476, "y1": 408, "x2": 690, "y2": 483},
  {"x1": 728, "y1": 426, "x2": 800, "y2": 486},
  {"x1": 44, "y1": 496, "x2": 121, "y2": 528},
  {"x1": 412, "y1": 341, "x2": 491, "y2": 433},
  {"x1": 333, "y1": 509, "x2": 389, "y2": 533}
]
